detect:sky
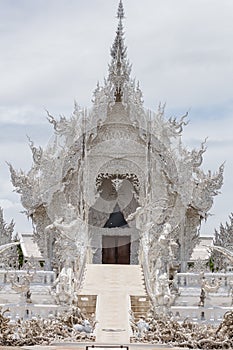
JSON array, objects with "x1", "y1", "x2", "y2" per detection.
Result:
[{"x1": 0, "y1": 0, "x2": 232, "y2": 236}]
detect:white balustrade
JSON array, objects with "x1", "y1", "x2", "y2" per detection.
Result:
[
  {"x1": 176, "y1": 272, "x2": 233, "y2": 289},
  {"x1": 0, "y1": 270, "x2": 55, "y2": 287},
  {"x1": 171, "y1": 306, "x2": 233, "y2": 324},
  {"x1": 0, "y1": 303, "x2": 68, "y2": 321}
]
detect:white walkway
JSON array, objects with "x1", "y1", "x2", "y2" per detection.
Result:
[{"x1": 78, "y1": 264, "x2": 147, "y2": 344}]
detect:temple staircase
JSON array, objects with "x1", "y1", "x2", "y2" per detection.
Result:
[{"x1": 78, "y1": 264, "x2": 150, "y2": 343}]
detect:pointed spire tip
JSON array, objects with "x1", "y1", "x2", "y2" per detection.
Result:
[{"x1": 117, "y1": 0, "x2": 125, "y2": 19}]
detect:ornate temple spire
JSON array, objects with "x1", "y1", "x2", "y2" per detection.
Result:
[
  {"x1": 92, "y1": 0, "x2": 143, "y2": 112},
  {"x1": 110, "y1": 1, "x2": 125, "y2": 61},
  {"x1": 108, "y1": 0, "x2": 131, "y2": 102}
]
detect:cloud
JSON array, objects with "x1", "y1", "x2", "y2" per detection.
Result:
[
  {"x1": 0, "y1": 199, "x2": 14, "y2": 210},
  {"x1": 0, "y1": 201, "x2": 32, "y2": 233}
]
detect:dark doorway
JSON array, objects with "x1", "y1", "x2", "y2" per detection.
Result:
[
  {"x1": 102, "y1": 236, "x2": 131, "y2": 264},
  {"x1": 104, "y1": 210, "x2": 128, "y2": 228}
]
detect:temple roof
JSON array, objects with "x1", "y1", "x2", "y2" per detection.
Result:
[
  {"x1": 190, "y1": 237, "x2": 213, "y2": 261},
  {"x1": 18, "y1": 232, "x2": 43, "y2": 260}
]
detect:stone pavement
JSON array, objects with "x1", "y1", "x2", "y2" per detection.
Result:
[
  {"x1": 78, "y1": 264, "x2": 147, "y2": 344},
  {"x1": 19, "y1": 343, "x2": 188, "y2": 350}
]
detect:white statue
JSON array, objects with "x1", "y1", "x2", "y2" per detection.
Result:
[
  {"x1": 127, "y1": 200, "x2": 155, "y2": 265},
  {"x1": 52, "y1": 216, "x2": 85, "y2": 243},
  {"x1": 51, "y1": 260, "x2": 77, "y2": 305},
  {"x1": 154, "y1": 273, "x2": 176, "y2": 314},
  {"x1": 45, "y1": 203, "x2": 89, "y2": 276},
  {"x1": 143, "y1": 222, "x2": 179, "y2": 312},
  {"x1": 157, "y1": 223, "x2": 177, "y2": 266},
  {"x1": 46, "y1": 204, "x2": 85, "y2": 242},
  {"x1": 136, "y1": 317, "x2": 149, "y2": 338},
  {"x1": 127, "y1": 203, "x2": 152, "y2": 231},
  {"x1": 73, "y1": 319, "x2": 93, "y2": 333},
  {"x1": 9, "y1": 271, "x2": 34, "y2": 303}
]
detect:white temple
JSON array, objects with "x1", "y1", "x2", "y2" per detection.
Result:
[
  {"x1": 6, "y1": 0, "x2": 225, "y2": 318},
  {"x1": 2, "y1": 2, "x2": 233, "y2": 347}
]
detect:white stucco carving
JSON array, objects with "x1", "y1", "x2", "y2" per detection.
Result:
[{"x1": 8, "y1": 0, "x2": 223, "y2": 309}]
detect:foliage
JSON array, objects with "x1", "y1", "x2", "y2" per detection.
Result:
[
  {"x1": 0, "y1": 207, "x2": 18, "y2": 268},
  {"x1": 17, "y1": 244, "x2": 24, "y2": 268},
  {"x1": 208, "y1": 257, "x2": 215, "y2": 272},
  {"x1": 0, "y1": 207, "x2": 14, "y2": 245},
  {"x1": 213, "y1": 213, "x2": 233, "y2": 270}
]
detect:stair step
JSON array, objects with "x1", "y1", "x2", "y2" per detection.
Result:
[
  {"x1": 130, "y1": 295, "x2": 151, "y2": 322},
  {"x1": 77, "y1": 295, "x2": 97, "y2": 318},
  {"x1": 78, "y1": 264, "x2": 148, "y2": 343}
]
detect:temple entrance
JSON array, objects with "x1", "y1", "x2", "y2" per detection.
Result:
[{"x1": 102, "y1": 235, "x2": 131, "y2": 264}]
